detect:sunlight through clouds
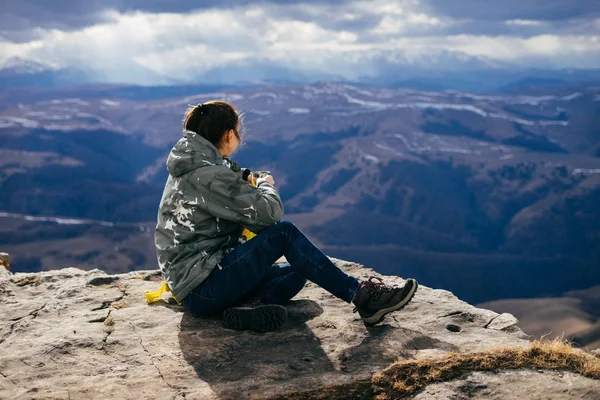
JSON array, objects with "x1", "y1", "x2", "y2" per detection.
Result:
[{"x1": 0, "y1": 0, "x2": 598, "y2": 83}]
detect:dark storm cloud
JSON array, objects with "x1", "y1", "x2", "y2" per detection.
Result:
[
  {"x1": 1, "y1": 0, "x2": 598, "y2": 44},
  {"x1": 402, "y1": 17, "x2": 600, "y2": 40},
  {"x1": 0, "y1": 0, "x2": 349, "y2": 33},
  {"x1": 424, "y1": 0, "x2": 600, "y2": 22},
  {"x1": 271, "y1": 2, "x2": 383, "y2": 33},
  {"x1": 273, "y1": 0, "x2": 599, "y2": 39}
]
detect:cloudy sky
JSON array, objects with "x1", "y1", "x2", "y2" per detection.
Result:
[{"x1": 0, "y1": 0, "x2": 599, "y2": 83}]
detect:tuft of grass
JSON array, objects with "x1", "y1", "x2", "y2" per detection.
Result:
[
  {"x1": 374, "y1": 339, "x2": 600, "y2": 398},
  {"x1": 111, "y1": 301, "x2": 128, "y2": 309},
  {"x1": 103, "y1": 314, "x2": 115, "y2": 326},
  {"x1": 264, "y1": 339, "x2": 600, "y2": 400},
  {"x1": 11, "y1": 274, "x2": 41, "y2": 286}
]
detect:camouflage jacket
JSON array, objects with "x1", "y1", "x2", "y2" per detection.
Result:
[{"x1": 154, "y1": 130, "x2": 284, "y2": 302}]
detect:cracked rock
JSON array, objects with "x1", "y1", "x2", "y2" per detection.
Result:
[
  {"x1": 1, "y1": 259, "x2": 593, "y2": 400},
  {"x1": 486, "y1": 313, "x2": 519, "y2": 331}
]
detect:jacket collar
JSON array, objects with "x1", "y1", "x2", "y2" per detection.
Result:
[{"x1": 183, "y1": 130, "x2": 223, "y2": 163}]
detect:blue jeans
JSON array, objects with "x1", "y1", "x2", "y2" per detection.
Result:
[{"x1": 182, "y1": 221, "x2": 361, "y2": 316}]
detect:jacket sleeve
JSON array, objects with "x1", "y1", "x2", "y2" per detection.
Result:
[
  {"x1": 207, "y1": 168, "x2": 284, "y2": 233},
  {"x1": 225, "y1": 158, "x2": 251, "y2": 182}
]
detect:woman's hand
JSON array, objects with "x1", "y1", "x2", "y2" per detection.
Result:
[{"x1": 257, "y1": 174, "x2": 275, "y2": 186}]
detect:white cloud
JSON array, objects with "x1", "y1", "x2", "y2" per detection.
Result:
[
  {"x1": 1, "y1": 0, "x2": 599, "y2": 83},
  {"x1": 443, "y1": 34, "x2": 600, "y2": 65},
  {"x1": 505, "y1": 19, "x2": 543, "y2": 26},
  {"x1": 408, "y1": 13, "x2": 441, "y2": 25}
]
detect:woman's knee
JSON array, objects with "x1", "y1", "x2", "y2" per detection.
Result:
[
  {"x1": 278, "y1": 220, "x2": 300, "y2": 234},
  {"x1": 283, "y1": 273, "x2": 308, "y2": 299},
  {"x1": 295, "y1": 276, "x2": 308, "y2": 291},
  {"x1": 286, "y1": 270, "x2": 307, "y2": 288},
  {"x1": 259, "y1": 271, "x2": 307, "y2": 304}
]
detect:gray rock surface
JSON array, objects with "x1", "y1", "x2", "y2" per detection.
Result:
[
  {"x1": 413, "y1": 370, "x2": 600, "y2": 400},
  {"x1": 0, "y1": 258, "x2": 592, "y2": 399}
]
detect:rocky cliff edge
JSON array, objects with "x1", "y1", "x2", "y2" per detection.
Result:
[{"x1": 1, "y1": 258, "x2": 599, "y2": 399}]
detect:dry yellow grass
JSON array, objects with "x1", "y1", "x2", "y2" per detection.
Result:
[
  {"x1": 110, "y1": 301, "x2": 128, "y2": 309},
  {"x1": 10, "y1": 274, "x2": 41, "y2": 286},
  {"x1": 373, "y1": 339, "x2": 600, "y2": 399},
  {"x1": 264, "y1": 339, "x2": 600, "y2": 400},
  {"x1": 0, "y1": 252, "x2": 10, "y2": 271},
  {"x1": 117, "y1": 282, "x2": 128, "y2": 293}
]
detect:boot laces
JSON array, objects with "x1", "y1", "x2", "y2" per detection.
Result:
[{"x1": 352, "y1": 276, "x2": 395, "y2": 313}]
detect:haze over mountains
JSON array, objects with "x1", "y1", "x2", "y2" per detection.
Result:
[{"x1": 2, "y1": 55, "x2": 599, "y2": 92}]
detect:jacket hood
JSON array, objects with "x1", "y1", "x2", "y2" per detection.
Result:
[{"x1": 167, "y1": 130, "x2": 224, "y2": 177}]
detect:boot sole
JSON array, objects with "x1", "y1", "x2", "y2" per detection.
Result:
[
  {"x1": 362, "y1": 279, "x2": 419, "y2": 326},
  {"x1": 223, "y1": 304, "x2": 288, "y2": 333}
]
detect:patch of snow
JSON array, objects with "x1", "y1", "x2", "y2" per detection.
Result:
[
  {"x1": 249, "y1": 110, "x2": 271, "y2": 115},
  {"x1": 363, "y1": 154, "x2": 380, "y2": 163},
  {"x1": 499, "y1": 154, "x2": 514, "y2": 161},
  {"x1": 573, "y1": 168, "x2": 600, "y2": 175},
  {"x1": 375, "y1": 142, "x2": 403, "y2": 157},
  {"x1": 505, "y1": 92, "x2": 580, "y2": 105},
  {"x1": 0, "y1": 212, "x2": 115, "y2": 227},
  {"x1": 458, "y1": 93, "x2": 504, "y2": 102},
  {"x1": 410, "y1": 96, "x2": 436, "y2": 102},
  {"x1": 539, "y1": 120, "x2": 569, "y2": 126},
  {"x1": 376, "y1": 89, "x2": 396, "y2": 99},
  {"x1": 249, "y1": 92, "x2": 278, "y2": 99},
  {"x1": 48, "y1": 98, "x2": 91, "y2": 106},
  {"x1": 48, "y1": 106, "x2": 78, "y2": 113},
  {"x1": 392, "y1": 134, "x2": 411, "y2": 146},
  {"x1": 0, "y1": 117, "x2": 39, "y2": 128},
  {"x1": 342, "y1": 94, "x2": 390, "y2": 110},
  {"x1": 24, "y1": 111, "x2": 47, "y2": 117},
  {"x1": 562, "y1": 93, "x2": 582, "y2": 101},
  {"x1": 439, "y1": 147, "x2": 473, "y2": 154},
  {"x1": 491, "y1": 145, "x2": 510, "y2": 153},
  {"x1": 488, "y1": 113, "x2": 535, "y2": 126},
  {"x1": 288, "y1": 108, "x2": 311, "y2": 114},
  {"x1": 75, "y1": 113, "x2": 111, "y2": 124},
  {"x1": 405, "y1": 102, "x2": 488, "y2": 117},
  {"x1": 0, "y1": 57, "x2": 52, "y2": 74},
  {"x1": 330, "y1": 110, "x2": 365, "y2": 117},
  {"x1": 42, "y1": 123, "x2": 77, "y2": 131},
  {"x1": 506, "y1": 95, "x2": 556, "y2": 106},
  {"x1": 342, "y1": 85, "x2": 375, "y2": 97},
  {"x1": 391, "y1": 133, "x2": 419, "y2": 152},
  {"x1": 101, "y1": 99, "x2": 121, "y2": 107},
  {"x1": 45, "y1": 114, "x2": 73, "y2": 121}
]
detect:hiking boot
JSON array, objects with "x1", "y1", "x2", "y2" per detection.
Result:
[
  {"x1": 352, "y1": 276, "x2": 418, "y2": 326},
  {"x1": 223, "y1": 300, "x2": 288, "y2": 333}
]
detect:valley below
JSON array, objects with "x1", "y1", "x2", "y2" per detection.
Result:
[{"x1": 1, "y1": 82, "x2": 599, "y2": 347}]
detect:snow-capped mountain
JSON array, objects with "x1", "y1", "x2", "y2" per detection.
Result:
[
  {"x1": 2, "y1": 53, "x2": 598, "y2": 91},
  {"x1": 0, "y1": 57, "x2": 174, "y2": 88},
  {"x1": 0, "y1": 57, "x2": 92, "y2": 88},
  {"x1": 0, "y1": 57, "x2": 56, "y2": 75}
]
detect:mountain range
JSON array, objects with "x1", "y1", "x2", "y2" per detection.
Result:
[
  {"x1": 2, "y1": 55, "x2": 599, "y2": 92},
  {"x1": 1, "y1": 81, "x2": 599, "y2": 312}
]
